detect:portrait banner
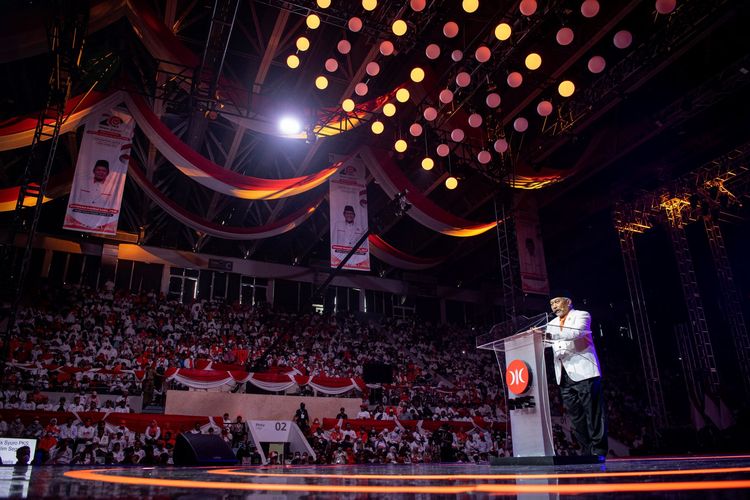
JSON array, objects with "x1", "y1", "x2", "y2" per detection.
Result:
[
  {"x1": 64, "y1": 107, "x2": 134, "y2": 236},
  {"x1": 329, "y1": 161, "x2": 370, "y2": 271},
  {"x1": 515, "y1": 195, "x2": 550, "y2": 296}
]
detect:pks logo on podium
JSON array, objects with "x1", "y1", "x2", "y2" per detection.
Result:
[{"x1": 506, "y1": 359, "x2": 532, "y2": 395}]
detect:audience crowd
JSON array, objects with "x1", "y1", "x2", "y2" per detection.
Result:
[{"x1": 0, "y1": 283, "x2": 653, "y2": 464}]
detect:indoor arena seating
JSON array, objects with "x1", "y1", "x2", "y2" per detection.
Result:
[{"x1": 2, "y1": 284, "x2": 654, "y2": 460}]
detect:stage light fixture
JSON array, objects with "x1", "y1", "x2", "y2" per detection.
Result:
[
  {"x1": 279, "y1": 116, "x2": 302, "y2": 135},
  {"x1": 306, "y1": 14, "x2": 321, "y2": 29},
  {"x1": 286, "y1": 54, "x2": 300, "y2": 69},
  {"x1": 558, "y1": 80, "x2": 575, "y2": 97},
  {"x1": 315, "y1": 76, "x2": 329, "y2": 89},
  {"x1": 463, "y1": 0, "x2": 479, "y2": 13},
  {"x1": 296, "y1": 36, "x2": 310, "y2": 51},
  {"x1": 494, "y1": 22, "x2": 512, "y2": 41},
  {"x1": 392, "y1": 19, "x2": 407, "y2": 36},
  {"x1": 525, "y1": 53, "x2": 542, "y2": 70}
]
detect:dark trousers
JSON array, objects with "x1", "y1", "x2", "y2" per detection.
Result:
[{"x1": 560, "y1": 367, "x2": 607, "y2": 456}]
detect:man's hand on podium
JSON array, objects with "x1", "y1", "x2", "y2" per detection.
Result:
[{"x1": 530, "y1": 327, "x2": 552, "y2": 342}]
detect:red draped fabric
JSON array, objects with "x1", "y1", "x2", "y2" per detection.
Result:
[
  {"x1": 0, "y1": 166, "x2": 73, "y2": 212},
  {"x1": 368, "y1": 234, "x2": 445, "y2": 270},
  {"x1": 358, "y1": 146, "x2": 500, "y2": 237},
  {"x1": 0, "y1": 91, "x2": 124, "y2": 152},
  {"x1": 0, "y1": 409, "x2": 223, "y2": 434},
  {"x1": 129, "y1": 159, "x2": 322, "y2": 239},
  {"x1": 125, "y1": 93, "x2": 341, "y2": 199}
]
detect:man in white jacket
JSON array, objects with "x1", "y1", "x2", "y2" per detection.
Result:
[{"x1": 544, "y1": 291, "x2": 607, "y2": 456}]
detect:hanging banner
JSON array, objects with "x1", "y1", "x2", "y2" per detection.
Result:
[
  {"x1": 64, "y1": 107, "x2": 134, "y2": 236},
  {"x1": 515, "y1": 195, "x2": 550, "y2": 295},
  {"x1": 329, "y1": 161, "x2": 370, "y2": 271}
]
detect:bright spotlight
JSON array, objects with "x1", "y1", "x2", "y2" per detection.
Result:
[{"x1": 279, "y1": 116, "x2": 302, "y2": 135}]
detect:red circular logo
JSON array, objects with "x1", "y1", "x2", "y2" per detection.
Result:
[{"x1": 506, "y1": 359, "x2": 532, "y2": 395}]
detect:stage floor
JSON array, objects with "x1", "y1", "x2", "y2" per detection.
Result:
[{"x1": 2, "y1": 455, "x2": 750, "y2": 498}]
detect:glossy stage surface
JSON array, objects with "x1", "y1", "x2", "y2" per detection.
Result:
[{"x1": 2, "y1": 455, "x2": 750, "y2": 498}]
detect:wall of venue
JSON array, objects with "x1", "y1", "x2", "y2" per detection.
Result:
[{"x1": 10, "y1": 232, "x2": 510, "y2": 325}]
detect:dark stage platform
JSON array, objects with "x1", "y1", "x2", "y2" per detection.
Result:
[{"x1": 2, "y1": 454, "x2": 750, "y2": 498}]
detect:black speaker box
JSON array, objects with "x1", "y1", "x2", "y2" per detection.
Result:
[
  {"x1": 363, "y1": 362, "x2": 394, "y2": 384},
  {"x1": 173, "y1": 433, "x2": 237, "y2": 466}
]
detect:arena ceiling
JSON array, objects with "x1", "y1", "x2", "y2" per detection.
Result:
[{"x1": 1, "y1": 0, "x2": 749, "y2": 290}]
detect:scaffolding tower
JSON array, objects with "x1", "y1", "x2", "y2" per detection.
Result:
[
  {"x1": 613, "y1": 216, "x2": 668, "y2": 428},
  {"x1": 702, "y1": 217, "x2": 750, "y2": 394},
  {"x1": 0, "y1": 2, "x2": 89, "y2": 369},
  {"x1": 613, "y1": 140, "x2": 750, "y2": 420},
  {"x1": 662, "y1": 196, "x2": 720, "y2": 394}
]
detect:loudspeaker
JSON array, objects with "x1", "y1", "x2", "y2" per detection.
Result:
[
  {"x1": 174, "y1": 433, "x2": 237, "y2": 466},
  {"x1": 363, "y1": 362, "x2": 393, "y2": 384}
]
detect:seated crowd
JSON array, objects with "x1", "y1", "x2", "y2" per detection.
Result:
[{"x1": 0, "y1": 283, "x2": 651, "y2": 464}]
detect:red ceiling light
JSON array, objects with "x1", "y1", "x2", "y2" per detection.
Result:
[
  {"x1": 337, "y1": 39, "x2": 351, "y2": 54},
  {"x1": 494, "y1": 138, "x2": 509, "y2": 153},
  {"x1": 366, "y1": 61, "x2": 380, "y2": 76},
  {"x1": 426, "y1": 44, "x2": 441, "y2": 59},
  {"x1": 410, "y1": 0, "x2": 426, "y2": 12},
  {"x1": 519, "y1": 0, "x2": 538, "y2": 16},
  {"x1": 536, "y1": 100, "x2": 553, "y2": 116},
  {"x1": 475, "y1": 46, "x2": 491, "y2": 63},
  {"x1": 556, "y1": 27, "x2": 574, "y2": 46},
  {"x1": 443, "y1": 21, "x2": 459, "y2": 38},
  {"x1": 379, "y1": 40, "x2": 395, "y2": 56},
  {"x1": 655, "y1": 0, "x2": 677, "y2": 14},
  {"x1": 507, "y1": 71, "x2": 523, "y2": 88},
  {"x1": 613, "y1": 30, "x2": 633, "y2": 49},
  {"x1": 324, "y1": 58, "x2": 338, "y2": 72},
  {"x1": 581, "y1": 0, "x2": 600, "y2": 18},
  {"x1": 348, "y1": 17, "x2": 363, "y2": 32},
  {"x1": 588, "y1": 55, "x2": 606, "y2": 73},
  {"x1": 355, "y1": 82, "x2": 369, "y2": 96},
  {"x1": 468, "y1": 113, "x2": 483, "y2": 128},
  {"x1": 439, "y1": 89, "x2": 454, "y2": 104},
  {"x1": 456, "y1": 72, "x2": 471, "y2": 87}
]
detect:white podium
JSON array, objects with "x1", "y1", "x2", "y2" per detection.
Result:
[
  {"x1": 478, "y1": 315, "x2": 553, "y2": 458},
  {"x1": 478, "y1": 314, "x2": 601, "y2": 465}
]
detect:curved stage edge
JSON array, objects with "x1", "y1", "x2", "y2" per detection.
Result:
[{"x1": 1, "y1": 454, "x2": 749, "y2": 498}]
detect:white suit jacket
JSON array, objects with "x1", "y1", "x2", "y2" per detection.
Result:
[{"x1": 544, "y1": 309, "x2": 601, "y2": 384}]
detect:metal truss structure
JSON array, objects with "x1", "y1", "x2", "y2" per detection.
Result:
[
  {"x1": 615, "y1": 141, "x2": 750, "y2": 409},
  {"x1": 0, "y1": 0, "x2": 89, "y2": 366},
  {"x1": 613, "y1": 223, "x2": 668, "y2": 429}
]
